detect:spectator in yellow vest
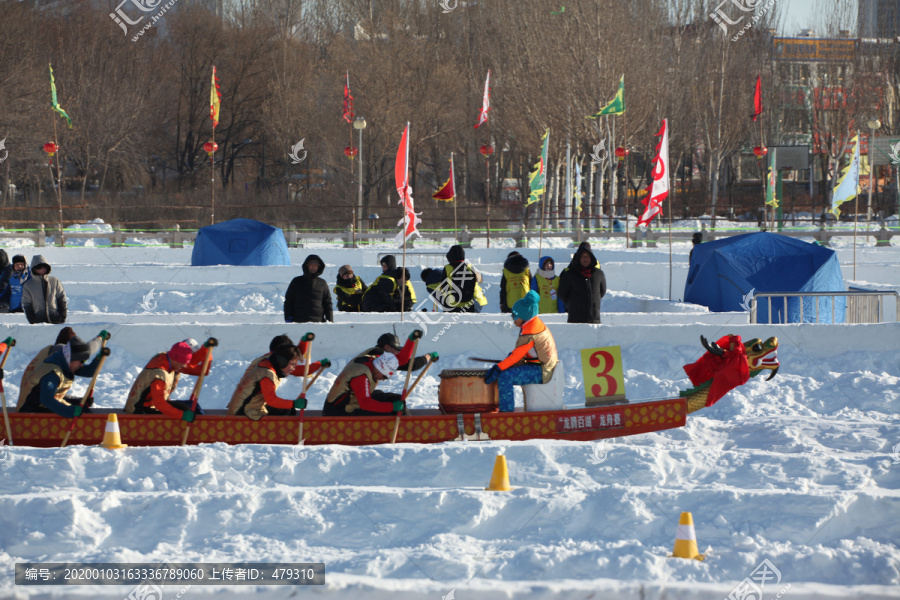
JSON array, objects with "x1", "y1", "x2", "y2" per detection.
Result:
[
  {"x1": 531, "y1": 256, "x2": 563, "y2": 313},
  {"x1": 500, "y1": 251, "x2": 530, "y2": 313},
  {"x1": 334, "y1": 265, "x2": 368, "y2": 312}
]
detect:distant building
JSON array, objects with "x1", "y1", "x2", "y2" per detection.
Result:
[{"x1": 858, "y1": 0, "x2": 900, "y2": 39}]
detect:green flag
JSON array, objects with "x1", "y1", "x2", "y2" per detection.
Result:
[
  {"x1": 587, "y1": 75, "x2": 624, "y2": 119},
  {"x1": 49, "y1": 63, "x2": 73, "y2": 129},
  {"x1": 765, "y1": 164, "x2": 778, "y2": 208},
  {"x1": 526, "y1": 129, "x2": 549, "y2": 206}
]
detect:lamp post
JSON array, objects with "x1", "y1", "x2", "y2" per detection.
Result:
[
  {"x1": 866, "y1": 119, "x2": 881, "y2": 226},
  {"x1": 353, "y1": 117, "x2": 367, "y2": 235}
]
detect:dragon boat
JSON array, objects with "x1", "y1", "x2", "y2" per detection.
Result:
[{"x1": 4, "y1": 336, "x2": 779, "y2": 448}]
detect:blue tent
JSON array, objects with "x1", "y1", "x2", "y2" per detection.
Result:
[
  {"x1": 684, "y1": 232, "x2": 845, "y2": 323},
  {"x1": 191, "y1": 219, "x2": 290, "y2": 266}
]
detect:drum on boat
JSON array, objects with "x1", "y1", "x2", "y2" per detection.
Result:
[{"x1": 438, "y1": 369, "x2": 499, "y2": 414}]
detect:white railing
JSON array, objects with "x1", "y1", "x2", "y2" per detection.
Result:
[{"x1": 750, "y1": 291, "x2": 900, "y2": 324}]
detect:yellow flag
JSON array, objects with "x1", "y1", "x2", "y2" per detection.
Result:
[{"x1": 210, "y1": 66, "x2": 221, "y2": 128}]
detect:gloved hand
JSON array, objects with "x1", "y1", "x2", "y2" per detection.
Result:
[
  {"x1": 483, "y1": 365, "x2": 502, "y2": 384},
  {"x1": 73, "y1": 405, "x2": 84, "y2": 418},
  {"x1": 100, "y1": 347, "x2": 111, "y2": 357},
  {"x1": 319, "y1": 358, "x2": 331, "y2": 368},
  {"x1": 204, "y1": 337, "x2": 218, "y2": 348},
  {"x1": 181, "y1": 410, "x2": 196, "y2": 423},
  {"x1": 427, "y1": 352, "x2": 439, "y2": 362},
  {"x1": 392, "y1": 400, "x2": 405, "y2": 412},
  {"x1": 98, "y1": 330, "x2": 111, "y2": 341},
  {"x1": 408, "y1": 330, "x2": 423, "y2": 341},
  {"x1": 294, "y1": 398, "x2": 307, "y2": 410},
  {"x1": 84, "y1": 391, "x2": 94, "y2": 409},
  {"x1": 3, "y1": 336, "x2": 14, "y2": 346},
  {"x1": 285, "y1": 317, "x2": 293, "y2": 323},
  {"x1": 302, "y1": 332, "x2": 315, "y2": 342},
  {"x1": 0, "y1": 368, "x2": 3, "y2": 381}
]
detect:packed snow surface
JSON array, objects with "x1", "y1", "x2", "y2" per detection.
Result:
[{"x1": 0, "y1": 234, "x2": 898, "y2": 599}]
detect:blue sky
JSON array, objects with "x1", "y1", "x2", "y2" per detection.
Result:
[{"x1": 781, "y1": 0, "x2": 814, "y2": 35}]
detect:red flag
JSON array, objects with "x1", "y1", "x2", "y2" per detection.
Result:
[
  {"x1": 394, "y1": 123, "x2": 421, "y2": 243},
  {"x1": 636, "y1": 119, "x2": 669, "y2": 227},
  {"x1": 474, "y1": 70, "x2": 491, "y2": 129},
  {"x1": 432, "y1": 154, "x2": 456, "y2": 201},
  {"x1": 342, "y1": 71, "x2": 354, "y2": 123},
  {"x1": 750, "y1": 74, "x2": 762, "y2": 121}
]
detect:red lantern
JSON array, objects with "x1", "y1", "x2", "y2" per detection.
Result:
[
  {"x1": 614, "y1": 147, "x2": 629, "y2": 161},
  {"x1": 479, "y1": 144, "x2": 494, "y2": 156},
  {"x1": 43, "y1": 142, "x2": 58, "y2": 157},
  {"x1": 203, "y1": 141, "x2": 218, "y2": 155},
  {"x1": 753, "y1": 146, "x2": 768, "y2": 158},
  {"x1": 344, "y1": 146, "x2": 358, "y2": 158}
]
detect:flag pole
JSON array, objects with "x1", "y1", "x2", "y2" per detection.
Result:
[
  {"x1": 451, "y1": 152, "x2": 458, "y2": 238},
  {"x1": 210, "y1": 126, "x2": 216, "y2": 225},
  {"x1": 52, "y1": 115, "x2": 62, "y2": 241},
  {"x1": 668, "y1": 120, "x2": 674, "y2": 302},
  {"x1": 401, "y1": 210, "x2": 407, "y2": 321},
  {"x1": 853, "y1": 130, "x2": 859, "y2": 280}
]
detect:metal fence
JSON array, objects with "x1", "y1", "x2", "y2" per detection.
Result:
[{"x1": 750, "y1": 291, "x2": 900, "y2": 324}]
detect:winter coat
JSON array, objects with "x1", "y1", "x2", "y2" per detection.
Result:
[
  {"x1": 22, "y1": 255, "x2": 67, "y2": 324},
  {"x1": 500, "y1": 253, "x2": 531, "y2": 313},
  {"x1": 0, "y1": 264, "x2": 31, "y2": 312},
  {"x1": 284, "y1": 255, "x2": 333, "y2": 323},
  {"x1": 361, "y1": 274, "x2": 399, "y2": 312},
  {"x1": 334, "y1": 275, "x2": 368, "y2": 312},
  {"x1": 558, "y1": 247, "x2": 607, "y2": 324}
]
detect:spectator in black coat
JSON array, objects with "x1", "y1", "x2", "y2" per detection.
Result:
[
  {"x1": 558, "y1": 245, "x2": 607, "y2": 324},
  {"x1": 284, "y1": 254, "x2": 333, "y2": 323}
]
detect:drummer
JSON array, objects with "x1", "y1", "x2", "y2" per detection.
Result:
[{"x1": 483, "y1": 290, "x2": 559, "y2": 412}]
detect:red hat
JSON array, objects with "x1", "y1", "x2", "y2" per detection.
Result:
[{"x1": 168, "y1": 342, "x2": 193, "y2": 365}]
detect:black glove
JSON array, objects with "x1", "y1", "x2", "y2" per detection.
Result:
[
  {"x1": 0, "y1": 368, "x2": 3, "y2": 381},
  {"x1": 204, "y1": 337, "x2": 218, "y2": 348},
  {"x1": 408, "y1": 330, "x2": 423, "y2": 341},
  {"x1": 101, "y1": 347, "x2": 111, "y2": 357},
  {"x1": 302, "y1": 332, "x2": 315, "y2": 342}
]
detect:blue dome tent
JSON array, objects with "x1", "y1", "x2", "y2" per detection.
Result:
[
  {"x1": 684, "y1": 232, "x2": 846, "y2": 323},
  {"x1": 191, "y1": 219, "x2": 291, "y2": 267}
]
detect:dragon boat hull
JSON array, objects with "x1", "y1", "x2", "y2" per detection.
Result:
[{"x1": 7, "y1": 398, "x2": 687, "y2": 447}]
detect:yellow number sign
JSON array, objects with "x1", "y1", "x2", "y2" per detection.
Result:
[{"x1": 580, "y1": 346, "x2": 627, "y2": 405}]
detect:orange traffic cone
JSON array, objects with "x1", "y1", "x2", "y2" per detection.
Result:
[
  {"x1": 485, "y1": 454, "x2": 512, "y2": 491},
  {"x1": 100, "y1": 414, "x2": 128, "y2": 450},
  {"x1": 671, "y1": 511, "x2": 705, "y2": 560}
]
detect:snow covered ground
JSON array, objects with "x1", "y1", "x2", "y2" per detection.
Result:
[{"x1": 1, "y1": 232, "x2": 899, "y2": 599}]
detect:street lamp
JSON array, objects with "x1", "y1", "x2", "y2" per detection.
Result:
[
  {"x1": 353, "y1": 116, "x2": 367, "y2": 230},
  {"x1": 866, "y1": 119, "x2": 881, "y2": 224}
]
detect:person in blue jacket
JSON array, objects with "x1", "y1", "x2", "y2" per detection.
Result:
[{"x1": 0, "y1": 254, "x2": 31, "y2": 313}]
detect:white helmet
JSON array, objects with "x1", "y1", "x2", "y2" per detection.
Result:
[{"x1": 373, "y1": 353, "x2": 399, "y2": 378}]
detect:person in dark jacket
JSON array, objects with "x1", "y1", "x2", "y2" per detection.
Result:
[
  {"x1": 18, "y1": 336, "x2": 108, "y2": 418},
  {"x1": 334, "y1": 265, "x2": 367, "y2": 312},
  {"x1": 558, "y1": 244, "x2": 607, "y2": 324},
  {"x1": 440, "y1": 245, "x2": 482, "y2": 313},
  {"x1": 500, "y1": 251, "x2": 531, "y2": 313},
  {"x1": 0, "y1": 254, "x2": 31, "y2": 313},
  {"x1": 284, "y1": 254, "x2": 333, "y2": 323}
]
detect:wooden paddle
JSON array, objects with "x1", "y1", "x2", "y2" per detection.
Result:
[
  {"x1": 297, "y1": 333, "x2": 314, "y2": 443},
  {"x1": 0, "y1": 338, "x2": 16, "y2": 446},
  {"x1": 180, "y1": 338, "x2": 216, "y2": 446},
  {"x1": 468, "y1": 357, "x2": 501, "y2": 363},
  {"x1": 391, "y1": 337, "x2": 419, "y2": 443},
  {"x1": 61, "y1": 337, "x2": 109, "y2": 449}
]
